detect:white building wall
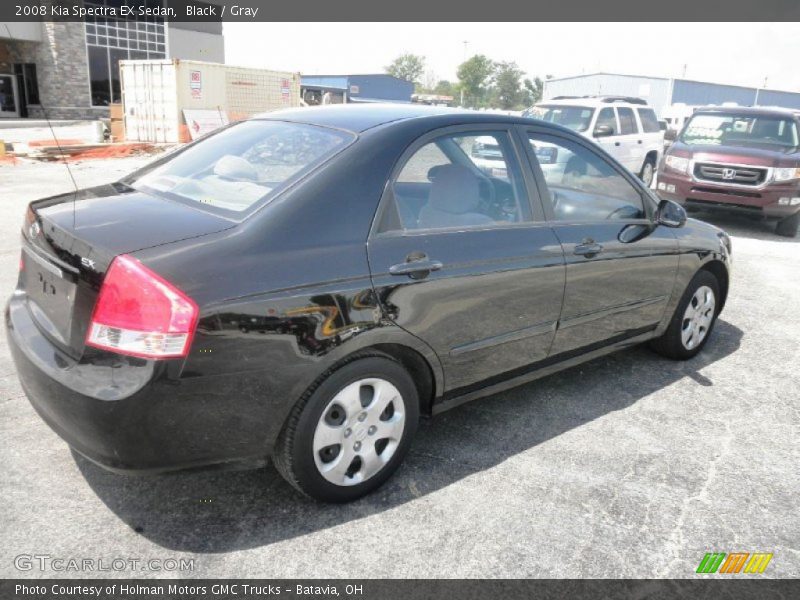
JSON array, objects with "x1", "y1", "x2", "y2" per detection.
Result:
[
  {"x1": 543, "y1": 74, "x2": 673, "y2": 116},
  {"x1": 167, "y1": 25, "x2": 225, "y2": 63},
  {"x1": 0, "y1": 22, "x2": 43, "y2": 43}
]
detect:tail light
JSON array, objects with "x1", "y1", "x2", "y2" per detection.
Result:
[{"x1": 86, "y1": 255, "x2": 198, "y2": 359}]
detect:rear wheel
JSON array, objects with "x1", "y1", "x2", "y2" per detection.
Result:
[
  {"x1": 639, "y1": 156, "x2": 656, "y2": 187},
  {"x1": 776, "y1": 212, "x2": 800, "y2": 238},
  {"x1": 273, "y1": 355, "x2": 419, "y2": 502},
  {"x1": 650, "y1": 270, "x2": 720, "y2": 360}
]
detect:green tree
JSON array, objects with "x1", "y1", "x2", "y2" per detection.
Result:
[
  {"x1": 385, "y1": 54, "x2": 426, "y2": 85},
  {"x1": 521, "y1": 76, "x2": 544, "y2": 108},
  {"x1": 433, "y1": 80, "x2": 455, "y2": 97},
  {"x1": 493, "y1": 61, "x2": 525, "y2": 109},
  {"x1": 456, "y1": 54, "x2": 495, "y2": 107}
]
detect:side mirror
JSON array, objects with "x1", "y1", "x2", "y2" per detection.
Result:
[
  {"x1": 593, "y1": 124, "x2": 614, "y2": 138},
  {"x1": 664, "y1": 129, "x2": 678, "y2": 142},
  {"x1": 656, "y1": 198, "x2": 687, "y2": 228}
]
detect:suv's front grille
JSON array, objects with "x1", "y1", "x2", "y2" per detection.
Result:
[{"x1": 694, "y1": 163, "x2": 767, "y2": 186}]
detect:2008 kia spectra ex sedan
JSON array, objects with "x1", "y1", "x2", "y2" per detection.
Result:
[{"x1": 6, "y1": 105, "x2": 732, "y2": 502}]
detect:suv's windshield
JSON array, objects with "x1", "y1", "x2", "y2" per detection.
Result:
[
  {"x1": 527, "y1": 105, "x2": 594, "y2": 133},
  {"x1": 680, "y1": 113, "x2": 799, "y2": 149},
  {"x1": 130, "y1": 120, "x2": 353, "y2": 214}
]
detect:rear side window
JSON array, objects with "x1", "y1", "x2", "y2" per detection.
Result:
[
  {"x1": 617, "y1": 107, "x2": 638, "y2": 135},
  {"x1": 637, "y1": 108, "x2": 660, "y2": 133},
  {"x1": 380, "y1": 131, "x2": 532, "y2": 232},
  {"x1": 131, "y1": 120, "x2": 354, "y2": 215}
]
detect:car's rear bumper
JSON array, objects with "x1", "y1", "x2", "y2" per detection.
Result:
[
  {"x1": 657, "y1": 170, "x2": 800, "y2": 219},
  {"x1": 6, "y1": 294, "x2": 271, "y2": 474}
]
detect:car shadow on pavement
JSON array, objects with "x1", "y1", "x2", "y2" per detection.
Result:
[
  {"x1": 687, "y1": 210, "x2": 799, "y2": 243},
  {"x1": 74, "y1": 319, "x2": 743, "y2": 554}
]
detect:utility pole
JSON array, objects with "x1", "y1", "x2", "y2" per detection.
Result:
[{"x1": 460, "y1": 40, "x2": 469, "y2": 106}]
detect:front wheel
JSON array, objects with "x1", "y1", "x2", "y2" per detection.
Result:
[
  {"x1": 776, "y1": 212, "x2": 800, "y2": 238},
  {"x1": 273, "y1": 355, "x2": 419, "y2": 502},
  {"x1": 650, "y1": 270, "x2": 720, "y2": 360}
]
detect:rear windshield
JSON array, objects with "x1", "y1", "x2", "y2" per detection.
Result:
[
  {"x1": 130, "y1": 120, "x2": 354, "y2": 215},
  {"x1": 680, "y1": 113, "x2": 799, "y2": 149},
  {"x1": 527, "y1": 105, "x2": 595, "y2": 132}
]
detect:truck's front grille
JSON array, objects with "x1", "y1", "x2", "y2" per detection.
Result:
[{"x1": 694, "y1": 163, "x2": 767, "y2": 186}]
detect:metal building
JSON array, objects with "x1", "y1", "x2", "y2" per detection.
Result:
[
  {"x1": 300, "y1": 74, "x2": 413, "y2": 105},
  {"x1": 542, "y1": 72, "x2": 800, "y2": 117}
]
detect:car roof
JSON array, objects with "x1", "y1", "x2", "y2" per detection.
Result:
[
  {"x1": 254, "y1": 103, "x2": 524, "y2": 133},
  {"x1": 692, "y1": 105, "x2": 800, "y2": 119}
]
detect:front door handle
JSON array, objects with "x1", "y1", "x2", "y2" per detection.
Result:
[
  {"x1": 389, "y1": 253, "x2": 443, "y2": 279},
  {"x1": 638, "y1": 140, "x2": 643, "y2": 144},
  {"x1": 574, "y1": 242, "x2": 603, "y2": 257},
  {"x1": 614, "y1": 141, "x2": 621, "y2": 146}
]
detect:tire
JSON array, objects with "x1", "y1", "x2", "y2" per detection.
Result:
[
  {"x1": 273, "y1": 354, "x2": 419, "y2": 502},
  {"x1": 776, "y1": 212, "x2": 800, "y2": 238},
  {"x1": 649, "y1": 270, "x2": 720, "y2": 360},
  {"x1": 639, "y1": 156, "x2": 656, "y2": 188}
]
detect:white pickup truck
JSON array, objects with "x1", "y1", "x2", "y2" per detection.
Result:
[{"x1": 524, "y1": 96, "x2": 664, "y2": 187}]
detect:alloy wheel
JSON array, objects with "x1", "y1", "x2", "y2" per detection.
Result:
[
  {"x1": 681, "y1": 285, "x2": 716, "y2": 350},
  {"x1": 312, "y1": 378, "x2": 406, "y2": 486}
]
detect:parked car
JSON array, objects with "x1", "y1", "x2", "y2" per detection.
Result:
[
  {"x1": 524, "y1": 96, "x2": 664, "y2": 187},
  {"x1": 7, "y1": 105, "x2": 731, "y2": 502},
  {"x1": 658, "y1": 105, "x2": 800, "y2": 237}
]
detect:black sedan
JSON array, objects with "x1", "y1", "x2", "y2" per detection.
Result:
[{"x1": 6, "y1": 105, "x2": 732, "y2": 502}]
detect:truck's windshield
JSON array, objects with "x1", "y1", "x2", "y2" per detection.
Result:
[{"x1": 681, "y1": 113, "x2": 799, "y2": 149}]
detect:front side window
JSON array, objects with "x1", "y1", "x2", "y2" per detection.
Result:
[
  {"x1": 527, "y1": 133, "x2": 646, "y2": 221},
  {"x1": 595, "y1": 108, "x2": 617, "y2": 134},
  {"x1": 680, "y1": 112, "x2": 799, "y2": 148},
  {"x1": 382, "y1": 131, "x2": 531, "y2": 232},
  {"x1": 617, "y1": 107, "x2": 638, "y2": 135},
  {"x1": 130, "y1": 120, "x2": 353, "y2": 214},
  {"x1": 527, "y1": 105, "x2": 595, "y2": 133}
]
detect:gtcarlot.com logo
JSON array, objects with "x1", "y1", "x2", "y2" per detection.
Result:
[
  {"x1": 14, "y1": 554, "x2": 194, "y2": 572},
  {"x1": 696, "y1": 552, "x2": 773, "y2": 574}
]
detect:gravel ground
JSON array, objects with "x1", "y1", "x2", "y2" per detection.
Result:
[{"x1": 0, "y1": 157, "x2": 798, "y2": 579}]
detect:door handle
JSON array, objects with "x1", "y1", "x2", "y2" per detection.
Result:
[
  {"x1": 614, "y1": 141, "x2": 621, "y2": 146},
  {"x1": 573, "y1": 242, "x2": 603, "y2": 257},
  {"x1": 638, "y1": 140, "x2": 643, "y2": 144},
  {"x1": 389, "y1": 253, "x2": 443, "y2": 279}
]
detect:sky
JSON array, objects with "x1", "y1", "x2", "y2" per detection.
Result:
[{"x1": 224, "y1": 22, "x2": 800, "y2": 92}]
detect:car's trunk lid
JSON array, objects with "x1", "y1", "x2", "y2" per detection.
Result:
[{"x1": 20, "y1": 183, "x2": 234, "y2": 358}]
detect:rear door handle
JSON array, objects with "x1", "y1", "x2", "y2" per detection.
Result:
[
  {"x1": 574, "y1": 242, "x2": 603, "y2": 257},
  {"x1": 614, "y1": 141, "x2": 621, "y2": 146},
  {"x1": 638, "y1": 140, "x2": 643, "y2": 144},
  {"x1": 389, "y1": 254, "x2": 443, "y2": 279}
]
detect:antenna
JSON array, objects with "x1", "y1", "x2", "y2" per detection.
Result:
[{"x1": 3, "y1": 23, "x2": 80, "y2": 226}]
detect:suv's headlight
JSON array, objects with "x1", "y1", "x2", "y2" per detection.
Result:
[
  {"x1": 665, "y1": 155, "x2": 691, "y2": 174},
  {"x1": 772, "y1": 167, "x2": 800, "y2": 182}
]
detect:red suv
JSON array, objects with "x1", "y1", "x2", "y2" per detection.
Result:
[{"x1": 657, "y1": 106, "x2": 800, "y2": 237}]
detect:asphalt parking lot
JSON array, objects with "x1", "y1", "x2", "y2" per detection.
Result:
[{"x1": 1, "y1": 157, "x2": 798, "y2": 579}]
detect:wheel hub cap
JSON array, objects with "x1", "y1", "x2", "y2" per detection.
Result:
[
  {"x1": 313, "y1": 378, "x2": 406, "y2": 486},
  {"x1": 681, "y1": 285, "x2": 716, "y2": 350}
]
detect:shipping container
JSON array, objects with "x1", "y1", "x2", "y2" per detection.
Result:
[{"x1": 120, "y1": 59, "x2": 301, "y2": 143}]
